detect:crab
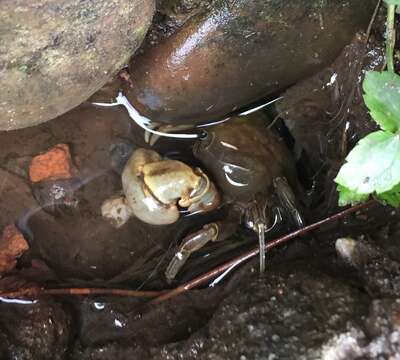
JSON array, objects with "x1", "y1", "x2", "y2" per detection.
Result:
[{"x1": 102, "y1": 113, "x2": 303, "y2": 281}]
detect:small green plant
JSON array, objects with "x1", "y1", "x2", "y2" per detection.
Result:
[{"x1": 335, "y1": 0, "x2": 400, "y2": 206}]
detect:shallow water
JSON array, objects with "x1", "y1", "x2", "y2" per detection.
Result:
[{"x1": 1, "y1": 3, "x2": 400, "y2": 359}]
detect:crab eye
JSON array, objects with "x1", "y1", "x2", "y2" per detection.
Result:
[
  {"x1": 198, "y1": 129, "x2": 208, "y2": 140},
  {"x1": 198, "y1": 131, "x2": 215, "y2": 151}
]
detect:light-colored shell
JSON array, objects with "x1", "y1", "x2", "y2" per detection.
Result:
[
  {"x1": 101, "y1": 148, "x2": 221, "y2": 227},
  {"x1": 122, "y1": 149, "x2": 181, "y2": 225}
]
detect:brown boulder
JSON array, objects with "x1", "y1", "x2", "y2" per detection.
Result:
[{"x1": 127, "y1": 0, "x2": 376, "y2": 125}]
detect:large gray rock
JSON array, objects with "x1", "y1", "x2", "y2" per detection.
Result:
[{"x1": 0, "y1": 0, "x2": 155, "y2": 130}]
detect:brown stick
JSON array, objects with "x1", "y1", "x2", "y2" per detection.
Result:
[
  {"x1": 366, "y1": 0, "x2": 382, "y2": 42},
  {"x1": 0, "y1": 287, "x2": 162, "y2": 299},
  {"x1": 150, "y1": 201, "x2": 375, "y2": 305}
]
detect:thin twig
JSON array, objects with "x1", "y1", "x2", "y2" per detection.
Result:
[
  {"x1": 0, "y1": 287, "x2": 162, "y2": 300},
  {"x1": 150, "y1": 201, "x2": 375, "y2": 305},
  {"x1": 386, "y1": 4, "x2": 396, "y2": 72},
  {"x1": 366, "y1": 0, "x2": 383, "y2": 41}
]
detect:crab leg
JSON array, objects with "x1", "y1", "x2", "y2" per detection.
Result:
[
  {"x1": 257, "y1": 207, "x2": 282, "y2": 272},
  {"x1": 165, "y1": 221, "x2": 238, "y2": 281},
  {"x1": 244, "y1": 197, "x2": 283, "y2": 273},
  {"x1": 257, "y1": 223, "x2": 266, "y2": 272},
  {"x1": 273, "y1": 177, "x2": 304, "y2": 228},
  {"x1": 166, "y1": 223, "x2": 218, "y2": 281}
]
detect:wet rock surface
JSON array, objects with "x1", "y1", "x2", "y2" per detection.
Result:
[
  {"x1": 0, "y1": 0, "x2": 155, "y2": 131},
  {"x1": 127, "y1": 0, "x2": 376, "y2": 125},
  {"x1": 0, "y1": 300, "x2": 72, "y2": 360},
  {"x1": 156, "y1": 267, "x2": 369, "y2": 360},
  {"x1": 73, "y1": 343, "x2": 150, "y2": 359},
  {"x1": 70, "y1": 262, "x2": 400, "y2": 360},
  {"x1": 144, "y1": 0, "x2": 212, "y2": 46},
  {"x1": 336, "y1": 237, "x2": 400, "y2": 297},
  {"x1": 76, "y1": 287, "x2": 219, "y2": 347},
  {"x1": 2, "y1": 258, "x2": 400, "y2": 359},
  {"x1": 320, "y1": 298, "x2": 400, "y2": 360}
]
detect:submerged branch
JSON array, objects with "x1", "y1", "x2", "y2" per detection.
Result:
[{"x1": 0, "y1": 287, "x2": 162, "y2": 300}]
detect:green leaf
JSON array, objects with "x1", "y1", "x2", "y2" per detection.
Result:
[
  {"x1": 384, "y1": 0, "x2": 400, "y2": 5},
  {"x1": 363, "y1": 71, "x2": 400, "y2": 132},
  {"x1": 335, "y1": 130, "x2": 400, "y2": 196},
  {"x1": 337, "y1": 185, "x2": 369, "y2": 206},
  {"x1": 377, "y1": 182, "x2": 400, "y2": 207}
]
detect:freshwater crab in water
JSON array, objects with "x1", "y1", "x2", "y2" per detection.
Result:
[{"x1": 102, "y1": 113, "x2": 303, "y2": 281}]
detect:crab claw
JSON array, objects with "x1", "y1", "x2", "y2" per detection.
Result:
[
  {"x1": 258, "y1": 208, "x2": 282, "y2": 272},
  {"x1": 121, "y1": 148, "x2": 221, "y2": 225},
  {"x1": 165, "y1": 223, "x2": 219, "y2": 282},
  {"x1": 245, "y1": 197, "x2": 282, "y2": 273},
  {"x1": 244, "y1": 198, "x2": 269, "y2": 272}
]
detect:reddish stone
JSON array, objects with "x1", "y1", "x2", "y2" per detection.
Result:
[
  {"x1": 29, "y1": 144, "x2": 76, "y2": 183},
  {"x1": 0, "y1": 224, "x2": 29, "y2": 274}
]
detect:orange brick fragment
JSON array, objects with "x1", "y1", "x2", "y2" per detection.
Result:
[
  {"x1": 29, "y1": 144, "x2": 76, "y2": 183},
  {"x1": 0, "y1": 224, "x2": 29, "y2": 274}
]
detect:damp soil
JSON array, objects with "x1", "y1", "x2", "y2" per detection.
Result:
[{"x1": 1, "y1": 6, "x2": 400, "y2": 360}]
